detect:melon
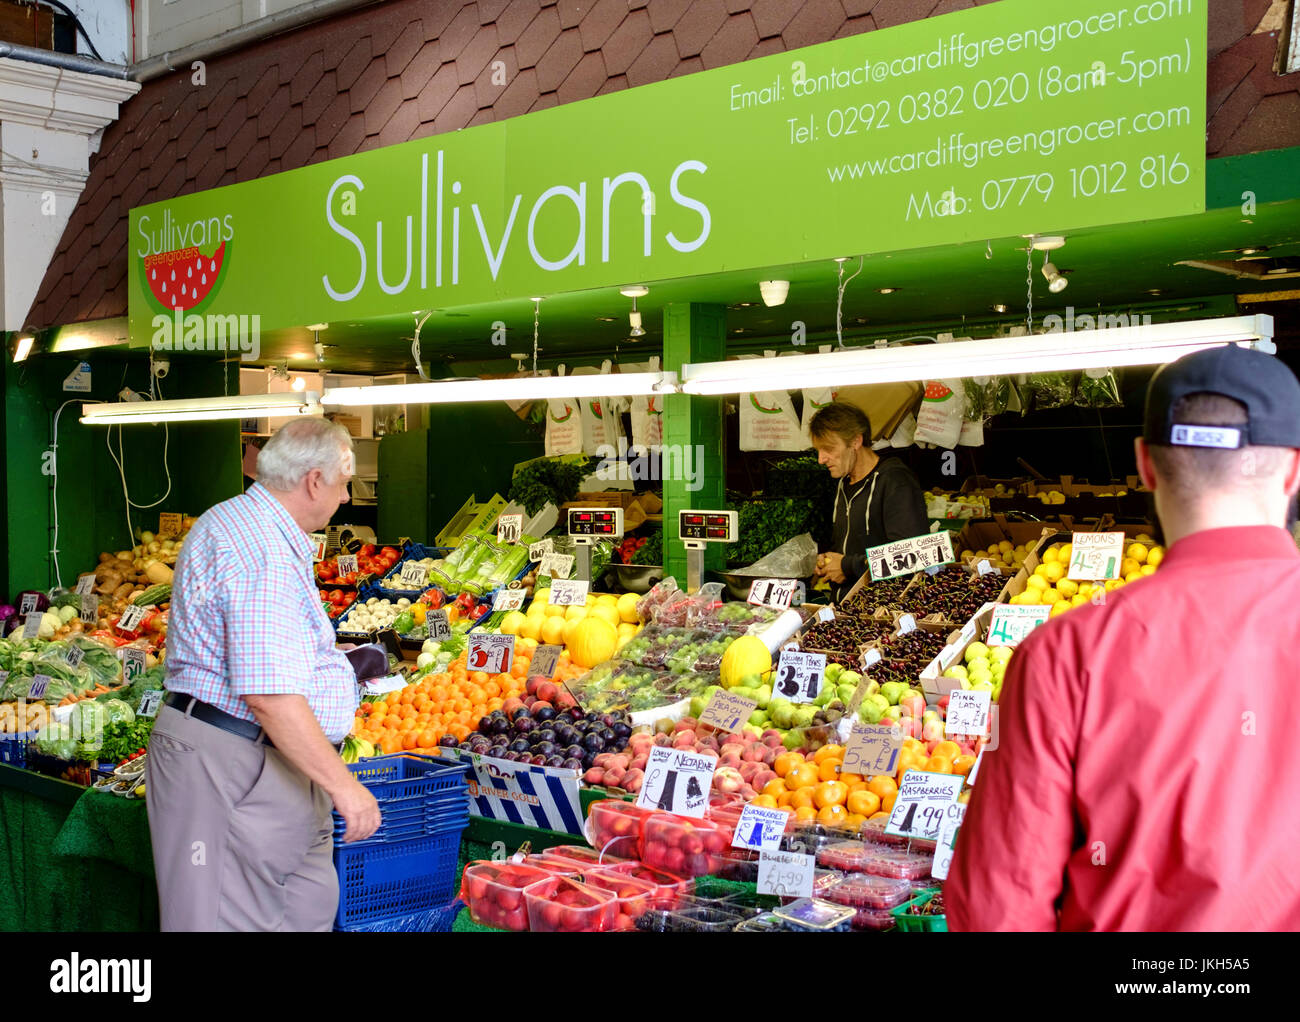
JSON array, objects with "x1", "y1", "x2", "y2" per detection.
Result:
[
  {"x1": 720, "y1": 635, "x2": 772, "y2": 690},
  {"x1": 499, "y1": 610, "x2": 527, "y2": 636},
  {"x1": 589, "y1": 603, "x2": 621, "y2": 629},
  {"x1": 143, "y1": 241, "x2": 230, "y2": 314},
  {"x1": 616, "y1": 592, "x2": 642, "y2": 624},
  {"x1": 568, "y1": 616, "x2": 618, "y2": 669}
]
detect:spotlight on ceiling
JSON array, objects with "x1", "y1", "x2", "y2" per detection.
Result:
[
  {"x1": 620, "y1": 285, "x2": 649, "y2": 298},
  {"x1": 1042, "y1": 261, "x2": 1069, "y2": 293},
  {"x1": 990, "y1": 303, "x2": 1009, "y2": 314},
  {"x1": 877, "y1": 287, "x2": 899, "y2": 295},
  {"x1": 759, "y1": 280, "x2": 789, "y2": 307}
]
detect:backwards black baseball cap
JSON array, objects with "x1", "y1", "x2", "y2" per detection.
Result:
[{"x1": 1143, "y1": 344, "x2": 1300, "y2": 450}]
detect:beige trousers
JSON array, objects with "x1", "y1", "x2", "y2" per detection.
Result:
[{"x1": 144, "y1": 703, "x2": 337, "y2": 931}]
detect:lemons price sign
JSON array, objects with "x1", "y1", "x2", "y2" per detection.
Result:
[
  {"x1": 1067, "y1": 532, "x2": 1125, "y2": 581},
  {"x1": 885, "y1": 770, "x2": 965, "y2": 840},
  {"x1": 987, "y1": 604, "x2": 1051, "y2": 647},
  {"x1": 867, "y1": 532, "x2": 954, "y2": 581},
  {"x1": 540, "y1": 553, "x2": 576, "y2": 581}
]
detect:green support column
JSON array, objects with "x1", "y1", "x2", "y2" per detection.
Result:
[{"x1": 661, "y1": 302, "x2": 726, "y2": 589}]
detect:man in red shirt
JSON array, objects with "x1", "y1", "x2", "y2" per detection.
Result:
[{"x1": 948, "y1": 345, "x2": 1300, "y2": 930}]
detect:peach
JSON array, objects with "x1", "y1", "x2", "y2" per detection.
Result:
[
  {"x1": 718, "y1": 752, "x2": 743, "y2": 770},
  {"x1": 583, "y1": 768, "x2": 604, "y2": 784}
]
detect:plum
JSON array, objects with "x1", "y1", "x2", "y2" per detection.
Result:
[
  {"x1": 529, "y1": 753, "x2": 548, "y2": 766},
  {"x1": 514, "y1": 717, "x2": 536, "y2": 734},
  {"x1": 583, "y1": 734, "x2": 605, "y2": 753},
  {"x1": 509, "y1": 738, "x2": 530, "y2": 753},
  {"x1": 561, "y1": 758, "x2": 584, "y2": 772},
  {"x1": 533, "y1": 741, "x2": 556, "y2": 757},
  {"x1": 612, "y1": 722, "x2": 632, "y2": 740},
  {"x1": 535, "y1": 729, "x2": 558, "y2": 745}
]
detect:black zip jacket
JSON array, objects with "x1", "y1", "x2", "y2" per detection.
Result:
[{"x1": 830, "y1": 456, "x2": 929, "y2": 602}]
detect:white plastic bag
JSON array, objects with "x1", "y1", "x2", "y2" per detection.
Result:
[
  {"x1": 913, "y1": 380, "x2": 965, "y2": 449},
  {"x1": 889, "y1": 413, "x2": 917, "y2": 449},
  {"x1": 544, "y1": 396, "x2": 583, "y2": 455},
  {"x1": 799, "y1": 386, "x2": 839, "y2": 447},
  {"x1": 629, "y1": 356, "x2": 665, "y2": 453}
]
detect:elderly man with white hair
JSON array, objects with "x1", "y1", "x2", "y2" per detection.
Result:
[{"x1": 145, "y1": 417, "x2": 381, "y2": 932}]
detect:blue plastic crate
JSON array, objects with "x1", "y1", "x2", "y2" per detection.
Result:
[
  {"x1": 332, "y1": 798, "x2": 472, "y2": 846},
  {"x1": 335, "y1": 899, "x2": 463, "y2": 933},
  {"x1": 333, "y1": 828, "x2": 465, "y2": 928},
  {"x1": 0, "y1": 731, "x2": 37, "y2": 769},
  {"x1": 342, "y1": 754, "x2": 468, "y2": 805}
]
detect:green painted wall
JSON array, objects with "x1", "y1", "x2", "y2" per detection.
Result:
[{"x1": 2, "y1": 353, "x2": 241, "y2": 598}]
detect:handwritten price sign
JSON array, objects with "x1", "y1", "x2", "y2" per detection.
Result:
[
  {"x1": 468, "y1": 634, "x2": 514, "y2": 674},
  {"x1": 987, "y1": 603, "x2": 1051, "y2": 646},
  {"x1": 944, "y1": 690, "x2": 991, "y2": 737},
  {"x1": 867, "y1": 532, "x2": 955, "y2": 581},
  {"x1": 636, "y1": 747, "x2": 715, "y2": 817},
  {"x1": 120, "y1": 647, "x2": 147, "y2": 682},
  {"x1": 698, "y1": 690, "x2": 758, "y2": 734},
  {"x1": 775, "y1": 650, "x2": 826, "y2": 705},
  {"x1": 425, "y1": 609, "x2": 451, "y2": 642},
  {"x1": 547, "y1": 579, "x2": 589, "y2": 606},
  {"x1": 930, "y1": 804, "x2": 966, "y2": 881},
  {"x1": 337, "y1": 554, "x2": 359, "y2": 577},
  {"x1": 757, "y1": 850, "x2": 815, "y2": 899},
  {"x1": 80, "y1": 594, "x2": 99, "y2": 626},
  {"x1": 492, "y1": 588, "x2": 526, "y2": 612},
  {"x1": 74, "y1": 575, "x2": 96, "y2": 596},
  {"x1": 539, "y1": 552, "x2": 576, "y2": 580},
  {"x1": 397, "y1": 561, "x2": 427, "y2": 588},
  {"x1": 884, "y1": 770, "x2": 965, "y2": 840},
  {"x1": 529, "y1": 644, "x2": 562, "y2": 679},
  {"x1": 496, "y1": 514, "x2": 523, "y2": 545},
  {"x1": 841, "y1": 721, "x2": 902, "y2": 778},
  {"x1": 747, "y1": 578, "x2": 798, "y2": 610},
  {"x1": 1067, "y1": 532, "x2": 1125, "y2": 581},
  {"x1": 136, "y1": 689, "x2": 164, "y2": 719},
  {"x1": 732, "y1": 805, "x2": 789, "y2": 851}
]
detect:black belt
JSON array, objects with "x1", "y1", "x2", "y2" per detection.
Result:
[{"x1": 163, "y1": 693, "x2": 345, "y2": 754}]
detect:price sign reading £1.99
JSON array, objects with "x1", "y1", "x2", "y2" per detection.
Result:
[
  {"x1": 747, "y1": 578, "x2": 798, "y2": 610},
  {"x1": 757, "y1": 851, "x2": 815, "y2": 899},
  {"x1": 867, "y1": 532, "x2": 955, "y2": 581},
  {"x1": 885, "y1": 770, "x2": 965, "y2": 841},
  {"x1": 775, "y1": 650, "x2": 826, "y2": 704},
  {"x1": 468, "y1": 634, "x2": 514, "y2": 675}
]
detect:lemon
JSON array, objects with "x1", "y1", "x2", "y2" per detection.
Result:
[
  {"x1": 1017, "y1": 589, "x2": 1041, "y2": 606},
  {"x1": 1146, "y1": 546, "x2": 1165, "y2": 568},
  {"x1": 1126, "y1": 543, "x2": 1149, "y2": 564},
  {"x1": 1075, "y1": 582, "x2": 1094, "y2": 599},
  {"x1": 1071, "y1": 594, "x2": 1089, "y2": 607},
  {"x1": 499, "y1": 610, "x2": 527, "y2": 636},
  {"x1": 1120, "y1": 557, "x2": 1141, "y2": 577},
  {"x1": 617, "y1": 592, "x2": 642, "y2": 623},
  {"x1": 1041, "y1": 547, "x2": 1059, "y2": 565},
  {"x1": 1125, "y1": 571, "x2": 1144, "y2": 584},
  {"x1": 1140, "y1": 564, "x2": 1157, "y2": 576},
  {"x1": 1055, "y1": 578, "x2": 1079, "y2": 599},
  {"x1": 998, "y1": 540, "x2": 1013, "y2": 554},
  {"x1": 1049, "y1": 492, "x2": 1066, "y2": 505},
  {"x1": 1040, "y1": 588, "x2": 1062, "y2": 605},
  {"x1": 544, "y1": 602, "x2": 566, "y2": 618},
  {"x1": 1135, "y1": 534, "x2": 1155, "y2": 545},
  {"x1": 1041, "y1": 562, "x2": 1065, "y2": 584},
  {"x1": 1026, "y1": 574, "x2": 1049, "y2": 592},
  {"x1": 1057, "y1": 543, "x2": 1072, "y2": 565},
  {"x1": 1049, "y1": 601, "x2": 1071, "y2": 618}
]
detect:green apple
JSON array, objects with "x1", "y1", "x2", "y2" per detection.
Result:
[
  {"x1": 782, "y1": 730, "x2": 804, "y2": 751},
  {"x1": 838, "y1": 670, "x2": 861, "y2": 689},
  {"x1": 943, "y1": 665, "x2": 969, "y2": 681},
  {"x1": 964, "y1": 642, "x2": 991, "y2": 664},
  {"x1": 880, "y1": 681, "x2": 908, "y2": 705},
  {"x1": 990, "y1": 646, "x2": 1014, "y2": 664},
  {"x1": 970, "y1": 680, "x2": 994, "y2": 693}
]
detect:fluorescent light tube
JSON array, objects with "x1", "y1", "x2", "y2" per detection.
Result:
[
  {"x1": 322, "y1": 371, "x2": 679, "y2": 407},
  {"x1": 680, "y1": 316, "x2": 1274, "y2": 394},
  {"x1": 80, "y1": 391, "x2": 322, "y2": 425}
]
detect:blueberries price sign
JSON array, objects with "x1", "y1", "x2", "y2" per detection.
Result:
[
  {"x1": 28, "y1": 674, "x2": 52, "y2": 701},
  {"x1": 492, "y1": 588, "x2": 526, "y2": 612},
  {"x1": 19, "y1": 594, "x2": 39, "y2": 616},
  {"x1": 841, "y1": 721, "x2": 903, "y2": 777},
  {"x1": 885, "y1": 770, "x2": 965, "y2": 840},
  {"x1": 987, "y1": 603, "x2": 1051, "y2": 647},
  {"x1": 22, "y1": 613, "x2": 42, "y2": 640},
  {"x1": 426, "y1": 609, "x2": 452, "y2": 642},
  {"x1": 136, "y1": 689, "x2": 164, "y2": 719},
  {"x1": 120, "y1": 647, "x2": 147, "y2": 682},
  {"x1": 698, "y1": 690, "x2": 758, "y2": 734},
  {"x1": 529, "y1": 644, "x2": 562, "y2": 679},
  {"x1": 930, "y1": 804, "x2": 967, "y2": 881},
  {"x1": 1067, "y1": 531, "x2": 1125, "y2": 581},
  {"x1": 547, "y1": 579, "x2": 588, "y2": 606},
  {"x1": 337, "y1": 554, "x2": 359, "y2": 577},
  {"x1": 528, "y1": 539, "x2": 554, "y2": 562},
  {"x1": 74, "y1": 574, "x2": 96, "y2": 596},
  {"x1": 540, "y1": 553, "x2": 576, "y2": 580},
  {"x1": 496, "y1": 514, "x2": 523, "y2": 545},
  {"x1": 944, "y1": 690, "x2": 991, "y2": 737},
  {"x1": 775, "y1": 650, "x2": 826, "y2": 704},
  {"x1": 732, "y1": 804, "x2": 789, "y2": 851},
  {"x1": 747, "y1": 578, "x2": 798, "y2": 610},
  {"x1": 636, "y1": 746, "x2": 714, "y2": 817},
  {"x1": 757, "y1": 850, "x2": 815, "y2": 899},
  {"x1": 397, "y1": 561, "x2": 427, "y2": 588},
  {"x1": 309, "y1": 533, "x2": 328, "y2": 562},
  {"x1": 116, "y1": 604, "x2": 148, "y2": 634},
  {"x1": 867, "y1": 532, "x2": 955, "y2": 581},
  {"x1": 468, "y1": 634, "x2": 514, "y2": 674}
]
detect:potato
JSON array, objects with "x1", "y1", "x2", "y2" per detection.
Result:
[{"x1": 112, "y1": 582, "x2": 134, "y2": 600}]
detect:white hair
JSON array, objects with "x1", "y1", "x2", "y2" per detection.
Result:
[{"x1": 256, "y1": 418, "x2": 353, "y2": 491}]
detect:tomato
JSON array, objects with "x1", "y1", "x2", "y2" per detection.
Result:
[
  {"x1": 328, "y1": 589, "x2": 344, "y2": 604},
  {"x1": 381, "y1": 546, "x2": 399, "y2": 559},
  {"x1": 317, "y1": 561, "x2": 337, "y2": 580},
  {"x1": 359, "y1": 543, "x2": 375, "y2": 557}
]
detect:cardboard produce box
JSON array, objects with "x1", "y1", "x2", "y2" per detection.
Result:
[
  {"x1": 563, "y1": 490, "x2": 659, "y2": 530},
  {"x1": 834, "y1": 382, "x2": 924, "y2": 441}
]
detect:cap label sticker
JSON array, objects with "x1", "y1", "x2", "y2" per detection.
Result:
[{"x1": 1170, "y1": 424, "x2": 1241, "y2": 449}]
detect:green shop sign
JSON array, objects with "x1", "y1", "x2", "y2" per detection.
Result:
[{"x1": 129, "y1": 0, "x2": 1206, "y2": 341}]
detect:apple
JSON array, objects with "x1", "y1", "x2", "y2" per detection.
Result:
[
  {"x1": 881, "y1": 705, "x2": 904, "y2": 723},
  {"x1": 898, "y1": 716, "x2": 923, "y2": 739},
  {"x1": 921, "y1": 718, "x2": 945, "y2": 742},
  {"x1": 943, "y1": 664, "x2": 969, "y2": 681},
  {"x1": 964, "y1": 642, "x2": 990, "y2": 664},
  {"x1": 899, "y1": 692, "x2": 926, "y2": 718}
]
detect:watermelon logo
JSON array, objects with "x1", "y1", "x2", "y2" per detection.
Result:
[
  {"x1": 646, "y1": 397, "x2": 662, "y2": 415},
  {"x1": 923, "y1": 381, "x2": 954, "y2": 402},
  {"x1": 141, "y1": 242, "x2": 230, "y2": 315},
  {"x1": 550, "y1": 404, "x2": 574, "y2": 423},
  {"x1": 589, "y1": 401, "x2": 603, "y2": 419},
  {"x1": 749, "y1": 393, "x2": 784, "y2": 414}
]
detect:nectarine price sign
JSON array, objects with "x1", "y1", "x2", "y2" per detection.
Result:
[
  {"x1": 698, "y1": 690, "x2": 758, "y2": 734},
  {"x1": 885, "y1": 770, "x2": 965, "y2": 841},
  {"x1": 636, "y1": 747, "x2": 714, "y2": 817}
]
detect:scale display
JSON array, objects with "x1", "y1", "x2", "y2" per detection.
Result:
[
  {"x1": 567, "y1": 507, "x2": 623, "y2": 539},
  {"x1": 679, "y1": 510, "x2": 738, "y2": 543}
]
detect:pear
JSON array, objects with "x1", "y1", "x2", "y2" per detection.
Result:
[{"x1": 755, "y1": 684, "x2": 772, "y2": 710}]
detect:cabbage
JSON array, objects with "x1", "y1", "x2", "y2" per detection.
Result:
[
  {"x1": 101, "y1": 699, "x2": 135, "y2": 726},
  {"x1": 71, "y1": 700, "x2": 108, "y2": 736},
  {"x1": 35, "y1": 723, "x2": 78, "y2": 761}
]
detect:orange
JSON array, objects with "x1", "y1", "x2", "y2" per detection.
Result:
[
  {"x1": 787, "y1": 764, "x2": 820, "y2": 790},
  {"x1": 869, "y1": 810, "x2": 889, "y2": 821},
  {"x1": 817, "y1": 759, "x2": 843, "y2": 782},
  {"x1": 847, "y1": 789, "x2": 881, "y2": 817},
  {"x1": 788, "y1": 789, "x2": 816, "y2": 811},
  {"x1": 932, "y1": 740, "x2": 962, "y2": 761},
  {"x1": 418, "y1": 729, "x2": 439, "y2": 748},
  {"x1": 793, "y1": 806, "x2": 817, "y2": 823},
  {"x1": 813, "y1": 744, "x2": 845, "y2": 764},
  {"x1": 866, "y1": 775, "x2": 898, "y2": 800},
  {"x1": 776, "y1": 790, "x2": 794, "y2": 808},
  {"x1": 844, "y1": 813, "x2": 866, "y2": 831},
  {"x1": 401, "y1": 732, "x2": 418, "y2": 751},
  {"x1": 398, "y1": 718, "x2": 417, "y2": 732},
  {"x1": 903, "y1": 737, "x2": 925, "y2": 752},
  {"x1": 817, "y1": 804, "x2": 849, "y2": 826},
  {"x1": 380, "y1": 735, "x2": 402, "y2": 754},
  {"x1": 773, "y1": 752, "x2": 803, "y2": 778},
  {"x1": 953, "y1": 755, "x2": 977, "y2": 776},
  {"x1": 925, "y1": 755, "x2": 954, "y2": 774},
  {"x1": 813, "y1": 780, "x2": 849, "y2": 809},
  {"x1": 752, "y1": 794, "x2": 778, "y2": 809},
  {"x1": 882, "y1": 792, "x2": 897, "y2": 813},
  {"x1": 838, "y1": 772, "x2": 864, "y2": 785},
  {"x1": 762, "y1": 779, "x2": 787, "y2": 799}
]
